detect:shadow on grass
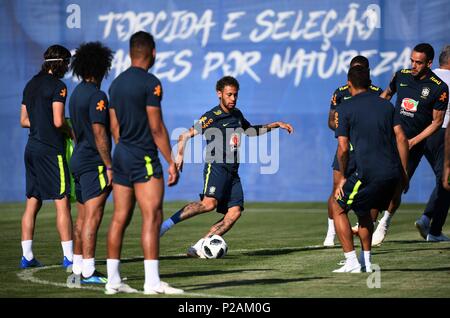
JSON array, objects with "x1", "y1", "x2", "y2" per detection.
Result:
[
  {"x1": 381, "y1": 266, "x2": 450, "y2": 272},
  {"x1": 241, "y1": 245, "x2": 338, "y2": 256},
  {"x1": 121, "y1": 268, "x2": 274, "y2": 282},
  {"x1": 183, "y1": 276, "x2": 327, "y2": 291}
]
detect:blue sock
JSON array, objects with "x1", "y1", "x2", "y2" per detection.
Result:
[{"x1": 170, "y1": 209, "x2": 183, "y2": 224}]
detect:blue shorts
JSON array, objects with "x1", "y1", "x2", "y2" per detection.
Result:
[
  {"x1": 337, "y1": 172, "x2": 399, "y2": 216},
  {"x1": 332, "y1": 143, "x2": 356, "y2": 177},
  {"x1": 200, "y1": 163, "x2": 244, "y2": 214},
  {"x1": 25, "y1": 148, "x2": 70, "y2": 200},
  {"x1": 74, "y1": 166, "x2": 111, "y2": 204},
  {"x1": 112, "y1": 143, "x2": 163, "y2": 188}
]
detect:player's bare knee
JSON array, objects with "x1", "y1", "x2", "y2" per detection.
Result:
[{"x1": 202, "y1": 197, "x2": 217, "y2": 211}]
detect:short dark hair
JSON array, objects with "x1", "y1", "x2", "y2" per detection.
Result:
[
  {"x1": 350, "y1": 55, "x2": 369, "y2": 68},
  {"x1": 216, "y1": 76, "x2": 239, "y2": 92},
  {"x1": 439, "y1": 45, "x2": 450, "y2": 67},
  {"x1": 71, "y1": 42, "x2": 113, "y2": 82},
  {"x1": 130, "y1": 31, "x2": 155, "y2": 59},
  {"x1": 41, "y1": 44, "x2": 71, "y2": 78},
  {"x1": 348, "y1": 65, "x2": 371, "y2": 89},
  {"x1": 413, "y1": 43, "x2": 435, "y2": 62}
]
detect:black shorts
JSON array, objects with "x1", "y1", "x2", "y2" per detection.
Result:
[
  {"x1": 424, "y1": 128, "x2": 445, "y2": 181},
  {"x1": 200, "y1": 163, "x2": 244, "y2": 214},
  {"x1": 332, "y1": 143, "x2": 356, "y2": 177},
  {"x1": 25, "y1": 148, "x2": 70, "y2": 200},
  {"x1": 74, "y1": 166, "x2": 111, "y2": 204},
  {"x1": 337, "y1": 172, "x2": 399, "y2": 216},
  {"x1": 112, "y1": 143, "x2": 163, "y2": 188}
]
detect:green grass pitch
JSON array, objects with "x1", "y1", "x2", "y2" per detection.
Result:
[{"x1": 1, "y1": 202, "x2": 449, "y2": 298}]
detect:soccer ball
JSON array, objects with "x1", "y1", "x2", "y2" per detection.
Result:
[{"x1": 202, "y1": 235, "x2": 228, "y2": 259}]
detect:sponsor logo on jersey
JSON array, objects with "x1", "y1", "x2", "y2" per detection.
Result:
[
  {"x1": 213, "y1": 110, "x2": 222, "y2": 116},
  {"x1": 60, "y1": 88, "x2": 67, "y2": 97},
  {"x1": 229, "y1": 132, "x2": 240, "y2": 151},
  {"x1": 400, "y1": 83, "x2": 408, "y2": 87},
  {"x1": 439, "y1": 92, "x2": 448, "y2": 102},
  {"x1": 401, "y1": 98, "x2": 419, "y2": 112}
]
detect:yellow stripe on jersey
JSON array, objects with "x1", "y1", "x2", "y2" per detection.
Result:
[
  {"x1": 98, "y1": 166, "x2": 106, "y2": 190},
  {"x1": 347, "y1": 180, "x2": 362, "y2": 205},
  {"x1": 203, "y1": 163, "x2": 212, "y2": 194},
  {"x1": 144, "y1": 156, "x2": 153, "y2": 177},
  {"x1": 57, "y1": 155, "x2": 65, "y2": 195}
]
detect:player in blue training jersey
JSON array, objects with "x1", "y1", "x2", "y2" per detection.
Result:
[
  {"x1": 68, "y1": 42, "x2": 113, "y2": 284},
  {"x1": 415, "y1": 45, "x2": 450, "y2": 242},
  {"x1": 105, "y1": 31, "x2": 182, "y2": 295},
  {"x1": 20, "y1": 45, "x2": 74, "y2": 269},
  {"x1": 324, "y1": 55, "x2": 382, "y2": 247},
  {"x1": 331, "y1": 65, "x2": 409, "y2": 273},
  {"x1": 159, "y1": 76, "x2": 294, "y2": 258},
  {"x1": 373, "y1": 43, "x2": 449, "y2": 245}
]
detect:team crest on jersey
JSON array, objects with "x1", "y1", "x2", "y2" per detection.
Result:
[
  {"x1": 421, "y1": 87, "x2": 430, "y2": 99},
  {"x1": 60, "y1": 88, "x2": 67, "y2": 97},
  {"x1": 96, "y1": 100, "x2": 106, "y2": 111},
  {"x1": 153, "y1": 85, "x2": 162, "y2": 97},
  {"x1": 401, "y1": 98, "x2": 419, "y2": 112}
]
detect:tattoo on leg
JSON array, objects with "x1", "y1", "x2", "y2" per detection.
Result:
[{"x1": 181, "y1": 202, "x2": 208, "y2": 219}]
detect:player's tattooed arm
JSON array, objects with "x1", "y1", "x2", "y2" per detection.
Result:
[
  {"x1": 409, "y1": 109, "x2": 444, "y2": 149},
  {"x1": 109, "y1": 108, "x2": 120, "y2": 144},
  {"x1": 93, "y1": 123, "x2": 113, "y2": 185},
  {"x1": 443, "y1": 125, "x2": 450, "y2": 191},
  {"x1": 394, "y1": 124, "x2": 409, "y2": 193},
  {"x1": 20, "y1": 105, "x2": 30, "y2": 128},
  {"x1": 328, "y1": 110, "x2": 337, "y2": 130},
  {"x1": 335, "y1": 136, "x2": 349, "y2": 199},
  {"x1": 246, "y1": 122, "x2": 294, "y2": 136},
  {"x1": 176, "y1": 127, "x2": 198, "y2": 172}
]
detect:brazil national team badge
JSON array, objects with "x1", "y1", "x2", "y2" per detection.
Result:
[{"x1": 421, "y1": 87, "x2": 430, "y2": 99}]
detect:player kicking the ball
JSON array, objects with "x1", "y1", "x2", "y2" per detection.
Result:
[{"x1": 160, "y1": 76, "x2": 293, "y2": 258}]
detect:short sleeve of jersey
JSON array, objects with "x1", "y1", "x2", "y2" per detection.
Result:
[
  {"x1": 53, "y1": 81, "x2": 67, "y2": 104},
  {"x1": 335, "y1": 107, "x2": 349, "y2": 138},
  {"x1": 22, "y1": 82, "x2": 30, "y2": 106},
  {"x1": 388, "y1": 72, "x2": 398, "y2": 95},
  {"x1": 329, "y1": 88, "x2": 340, "y2": 110},
  {"x1": 237, "y1": 109, "x2": 251, "y2": 130},
  {"x1": 146, "y1": 78, "x2": 162, "y2": 108},
  {"x1": 433, "y1": 83, "x2": 449, "y2": 111},
  {"x1": 392, "y1": 102, "x2": 401, "y2": 127},
  {"x1": 193, "y1": 111, "x2": 213, "y2": 135},
  {"x1": 89, "y1": 91, "x2": 109, "y2": 125}
]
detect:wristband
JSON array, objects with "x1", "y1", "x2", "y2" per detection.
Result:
[{"x1": 106, "y1": 166, "x2": 112, "y2": 171}]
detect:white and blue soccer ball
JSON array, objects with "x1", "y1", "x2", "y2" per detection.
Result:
[{"x1": 202, "y1": 235, "x2": 228, "y2": 259}]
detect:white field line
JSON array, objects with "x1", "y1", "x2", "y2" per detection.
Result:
[{"x1": 16, "y1": 244, "x2": 326, "y2": 298}]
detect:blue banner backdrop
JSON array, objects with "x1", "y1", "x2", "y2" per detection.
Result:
[{"x1": 1, "y1": 0, "x2": 449, "y2": 202}]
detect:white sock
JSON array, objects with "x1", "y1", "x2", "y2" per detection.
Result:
[
  {"x1": 380, "y1": 210, "x2": 393, "y2": 225},
  {"x1": 61, "y1": 240, "x2": 73, "y2": 261},
  {"x1": 144, "y1": 260, "x2": 160, "y2": 290},
  {"x1": 327, "y1": 218, "x2": 335, "y2": 235},
  {"x1": 72, "y1": 254, "x2": 83, "y2": 275},
  {"x1": 107, "y1": 259, "x2": 121, "y2": 286},
  {"x1": 363, "y1": 251, "x2": 371, "y2": 268},
  {"x1": 82, "y1": 258, "x2": 95, "y2": 278},
  {"x1": 344, "y1": 250, "x2": 359, "y2": 266},
  {"x1": 160, "y1": 218, "x2": 175, "y2": 237},
  {"x1": 194, "y1": 238, "x2": 206, "y2": 250},
  {"x1": 21, "y1": 240, "x2": 34, "y2": 261}
]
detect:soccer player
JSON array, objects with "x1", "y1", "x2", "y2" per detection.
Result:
[
  {"x1": 20, "y1": 45, "x2": 74, "y2": 269},
  {"x1": 372, "y1": 43, "x2": 449, "y2": 245},
  {"x1": 415, "y1": 45, "x2": 450, "y2": 241},
  {"x1": 324, "y1": 56, "x2": 382, "y2": 247},
  {"x1": 105, "y1": 31, "x2": 182, "y2": 295},
  {"x1": 331, "y1": 65, "x2": 409, "y2": 272},
  {"x1": 68, "y1": 42, "x2": 114, "y2": 284},
  {"x1": 159, "y1": 76, "x2": 294, "y2": 258}
]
